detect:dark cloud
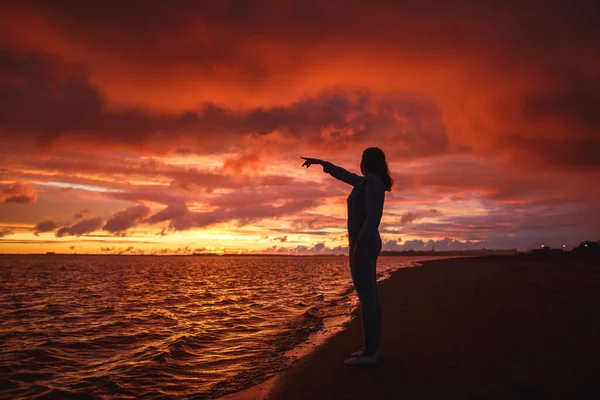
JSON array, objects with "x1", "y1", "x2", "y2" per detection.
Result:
[
  {"x1": 393, "y1": 238, "x2": 480, "y2": 251},
  {"x1": 56, "y1": 216, "x2": 104, "y2": 237},
  {"x1": 146, "y1": 202, "x2": 188, "y2": 225},
  {"x1": 135, "y1": 183, "x2": 340, "y2": 233},
  {"x1": 382, "y1": 238, "x2": 403, "y2": 251},
  {"x1": 494, "y1": 67, "x2": 600, "y2": 170},
  {"x1": 0, "y1": 227, "x2": 14, "y2": 237},
  {"x1": 146, "y1": 198, "x2": 318, "y2": 231},
  {"x1": 6, "y1": 1, "x2": 599, "y2": 62},
  {"x1": 418, "y1": 157, "x2": 572, "y2": 202},
  {"x1": 502, "y1": 134, "x2": 600, "y2": 170},
  {"x1": 34, "y1": 220, "x2": 59, "y2": 235},
  {"x1": 290, "y1": 215, "x2": 345, "y2": 231},
  {"x1": 0, "y1": 1, "x2": 597, "y2": 171},
  {"x1": 0, "y1": 48, "x2": 449, "y2": 158},
  {"x1": 522, "y1": 72, "x2": 600, "y2": 131},
  {"x1": 264, "y1": 241, "x2": 348, "y2": 254},
  {"x1": 0, "y1": 48, "x2": 193, "y2": 152},
  {"x1": 399, "y1": 209, "x2": 439, "y2": 226},
  {"x1": 0, "y1": 182, "x2": 37, "y2": 204},
  {"x1": 118, "y1": 246, "x2": 135, "y2": 255},
  {"x1": 103, "y1": 204, "x2": 152, "y2": 234}
]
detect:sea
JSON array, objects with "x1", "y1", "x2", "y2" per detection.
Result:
[{"x1": 0, "y1": 255, "x2": 446, "y2": 399}]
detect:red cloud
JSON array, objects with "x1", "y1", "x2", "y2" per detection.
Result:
[
  {"x1": 0, "y1": 48, "x2": 452, "y2": 160},
  {"x1": 1, "y1": 0, "x2": 597, "y2": 170},
  {"x1": 1, "y1": 182, "x2": 38, "y2": 204},
  {"x1": 222, "y1": 150, "x2": 265, "y2": 175},
  {"x1": 0, "y1": 1, "x2": 599, "y2": 251}
]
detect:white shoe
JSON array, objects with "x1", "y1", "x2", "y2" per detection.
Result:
[
  {"x1": 351, "y1": 348, "x2": 364, "y2": 357},
  {"x1": 344, "y1": 350, "x2": 380, "y2": 366}
]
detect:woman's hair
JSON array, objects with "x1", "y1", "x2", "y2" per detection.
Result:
[{"x1": 362, "y1": 147, "x2": 393, "y2": 191}]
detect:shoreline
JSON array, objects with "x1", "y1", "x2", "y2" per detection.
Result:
[
  {"x1": 228, "y1": 254, "x2": 600, "y2": 399},
  {"x1": 218, "y1": 314, "x2": 353, "y2": 400},
  {"x1": 219, "y1": 257, "x2": 453, "y2": 400}
]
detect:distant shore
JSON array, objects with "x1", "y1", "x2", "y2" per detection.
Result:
[{"x1": 237, "y1": 253, "x2": 600, "y2": 399}]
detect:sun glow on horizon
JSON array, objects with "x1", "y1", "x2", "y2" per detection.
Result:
[{"x1": 1, "y1": 1, "x2": 598, "y2": 254}]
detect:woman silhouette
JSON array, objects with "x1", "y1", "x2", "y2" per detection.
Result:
[{"x1": 301, "y1": 147, "x2": 393, "y2": 365}]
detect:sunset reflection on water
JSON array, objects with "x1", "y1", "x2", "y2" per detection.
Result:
[{"x1": 0, "y1": 255, "x2": 442, "y2": 398}]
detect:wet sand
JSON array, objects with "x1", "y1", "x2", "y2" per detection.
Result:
[{"x1": 260, "y1": 255, "x2": 600, "y2": 399}]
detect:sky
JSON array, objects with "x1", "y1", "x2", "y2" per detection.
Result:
[{"x1": 1, "y1": 0, "x2": 599, "y2": 254}]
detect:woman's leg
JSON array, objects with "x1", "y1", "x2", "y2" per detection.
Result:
[
  {"x1": 371, "y1": 239, "x2": 382, "y2": 351},
  {"x1": 350, "y1": 240, "x2": 382, "y2": 354}
]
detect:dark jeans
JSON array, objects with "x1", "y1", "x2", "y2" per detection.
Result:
[{"x1": 349, "y1": 235, "x2": 382, "y2": 352}]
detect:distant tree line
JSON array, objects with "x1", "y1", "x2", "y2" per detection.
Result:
[{"x1": 572, "y1": 240, "x2": 600, "y2": 253}]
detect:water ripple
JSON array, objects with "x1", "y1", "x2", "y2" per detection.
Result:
[{"x1": 0, "y1": 254, "x2": 432, "y2": 399}]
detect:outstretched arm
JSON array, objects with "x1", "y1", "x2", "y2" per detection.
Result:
[
  {"x1": 322, "y1": 162, "x2": 363, "y2": 186},
  {"x1": 301, "y1": 157, "x2": 362, "y2": 186},
  {"x1": 355, "y1": 174, "x2": 385, "y2": 247}
]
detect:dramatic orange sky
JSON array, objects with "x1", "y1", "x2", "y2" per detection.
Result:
[{"x1": 1, "y1": 0, "x2": 599, "y2": 254}]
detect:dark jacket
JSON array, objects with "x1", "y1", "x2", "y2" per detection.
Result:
[{"x1": 323, "y1": 161, "x2": 385, "y2": 247}]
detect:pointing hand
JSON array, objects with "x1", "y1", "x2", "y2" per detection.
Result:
[{"x1": 300, "y1": 157, "x2": 324, "y2": 168}]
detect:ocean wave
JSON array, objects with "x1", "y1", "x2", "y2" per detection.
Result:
[{"x1": 0, "y1": 254, "x2": 429, "y2": 399}]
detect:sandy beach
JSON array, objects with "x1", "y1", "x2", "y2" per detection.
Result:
[{"x1": 242, "y1": 254, "x2": 600, "y2": 399}]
